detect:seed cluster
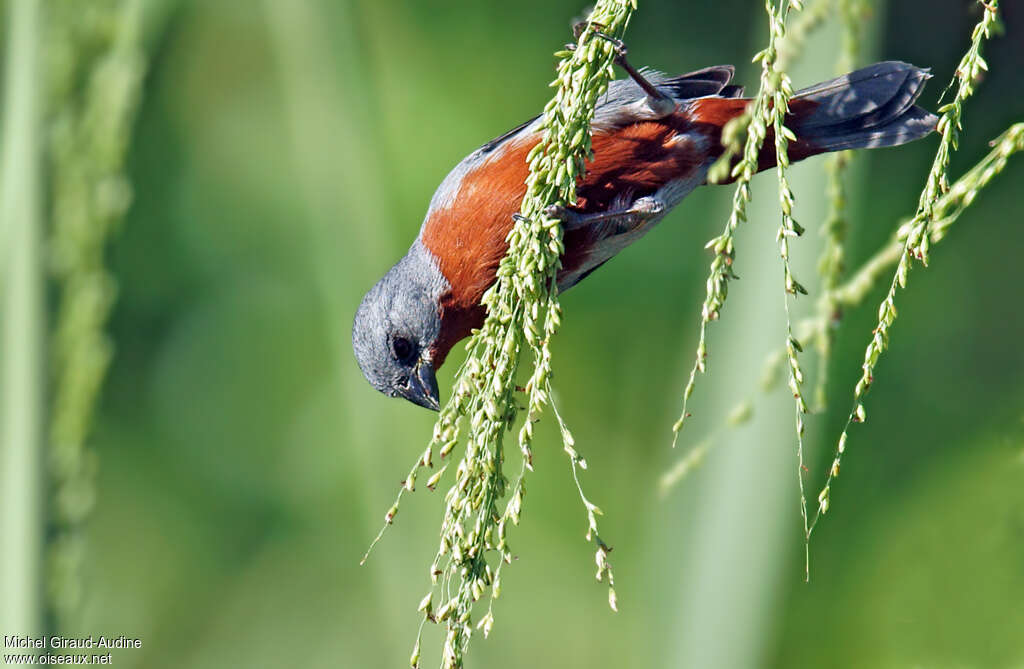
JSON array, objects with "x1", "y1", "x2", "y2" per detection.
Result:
[
  {"x1": 813, "y1": 0, "x2": 870, "y2": 412},
  {"x1": 812, "y1": 0, "x2": 1003, "y2": 527},
  {"x1": 45, "y1": 0, "x2": 151, "y2": 628},
  {"x1": 362, "y1": 3, "x2": 637, "y2": 668},
  {"x1": 662, "y1": 119, "x2": 1022, "y2": 502},
  {"x1": 673, "y1": 0, "x2": 807, "y2": 444},
  {"x1": 663, "y1": 0, "x2": 1017, "y2": 569}
]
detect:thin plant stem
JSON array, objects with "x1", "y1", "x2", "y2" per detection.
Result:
[
  {"x1": 0, "y1": 0, "x2": 44, "y2": 644},
  {"x1": 814, "y1": 0, "x2": 871, "y2": 411},
  {"x1": 811, "y1": 0, "x2": 1003, "y2": 527}
]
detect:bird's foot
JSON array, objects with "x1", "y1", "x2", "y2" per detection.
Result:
[{"x1": 564, "y1": 25, "x2": 675, "y2": 118}]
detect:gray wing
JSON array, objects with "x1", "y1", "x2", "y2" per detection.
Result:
[{"x1": 593, "y1": 65, "x2": 742, "y2": 130}]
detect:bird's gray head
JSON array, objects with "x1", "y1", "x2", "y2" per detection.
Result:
[{"x1": 352, "y1": 240, "x2": 448, "y2": 411}]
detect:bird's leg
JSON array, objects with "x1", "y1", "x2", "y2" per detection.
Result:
[
  {"x1": 570, "y1": 20, "x2": 596, "y2": 41},
  {"x1": 597, "y1": 34, "x2": 676, "y2": 116},
  {"x1": 566, "y1": 23, "x2": 676, "y2": 118},
  {"x1": 545, "y1": 196, "x2": 666, "y2": 236}
]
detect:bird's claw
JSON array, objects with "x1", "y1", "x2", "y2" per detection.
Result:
[
  {"x1": 543, "y1": 204, "x2": 577, "y2": 225},
  {"x1": 591, "y1": 32, "x2": 629, "y2": 64},
  {"x1": 571, "y1": 20, "x2": 606, "y2": 42},
  {"x1": 563, "y1": 26, "x2": 672, "y2": 116},
  {"x1": 566, "y1": 25, "x2": 626, "y2": 62}
]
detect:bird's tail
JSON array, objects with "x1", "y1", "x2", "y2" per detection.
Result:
[
  {"x1": 695, "y1": 61, "x2": 937, "y2": 178},
  {"x1": 785, "y1": 61, "x2": 937, "y2": 152}
]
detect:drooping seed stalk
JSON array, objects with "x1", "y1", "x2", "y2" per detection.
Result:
[
  {"x1": 361, "y1": 3, "x2": 637, "y2": 667},
  {"x1": 661, "y1": 121, "x2": 1023, "y2": 497},
  {"x1": 672, "y1": 0, "x2": 805, "y2": 444},
  {"x1": 44, "y1": 0, "x2": 154, "y2": 630},
  {"x1": 813, "y1": 0, "x2": 872, "y2": 411},
  {"x1": 811, "y1": 0, "x2": 1003, "y2": 528}
]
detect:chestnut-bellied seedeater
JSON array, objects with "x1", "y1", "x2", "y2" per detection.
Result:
[{"x1": 353, "y1": 46, "x2": 935, "y2": 410}]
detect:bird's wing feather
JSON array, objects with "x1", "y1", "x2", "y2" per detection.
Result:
[{"x1": 421, "y1": 71, "x2": 735, "y2": 306}]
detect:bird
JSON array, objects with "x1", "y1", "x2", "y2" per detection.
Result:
[{"x1": 352, "y1": 48, "x2": 936, "y2": 411}]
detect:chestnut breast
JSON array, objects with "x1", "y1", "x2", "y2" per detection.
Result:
[{"x1": 419, "y1": 112, "x2": 711, "y2": 365}]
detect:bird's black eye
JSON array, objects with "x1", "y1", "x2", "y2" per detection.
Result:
[{"x1": 391, "y1": 336, "x2": 417, "y2": 365}]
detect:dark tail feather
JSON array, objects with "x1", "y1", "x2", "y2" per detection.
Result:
[
  {"x1": 657, "y1": 65, "x2": 745, "y2": 100},
  {"x1": 692, "y1": 61, "x2": 937, "y2": 182},
  {"x1": 787, "y1": 61, "x2": 937, "y2": 152}
]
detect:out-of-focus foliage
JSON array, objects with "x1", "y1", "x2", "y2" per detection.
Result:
[{"x1": 5, "y1": 0, "x2": 1021, "y2": 667}]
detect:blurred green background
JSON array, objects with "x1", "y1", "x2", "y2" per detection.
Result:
[{"x1": 3, "y1": 1, "x2": 1023, "y2": 667}]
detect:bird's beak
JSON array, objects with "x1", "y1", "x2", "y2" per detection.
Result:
[{"x1": 402, "y1": 359, "x2": 440, "y2": 411}]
